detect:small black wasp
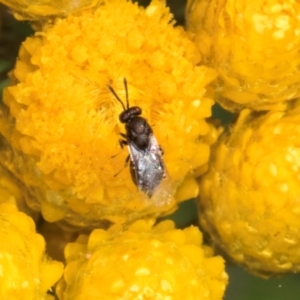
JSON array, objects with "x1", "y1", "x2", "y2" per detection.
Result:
[{"x1": 108, "y1": 78, "x2": 173, "y2": 205}]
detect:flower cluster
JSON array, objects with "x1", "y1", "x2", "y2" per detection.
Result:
[
  {"x1": 186, "y1": 0, "x2": 300, "y2": 276},
  {"x1": 0, "y1": 0, "x2": 229, "y2": 298}
]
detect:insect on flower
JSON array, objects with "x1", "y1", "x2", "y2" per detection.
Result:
[{"x1": 108, "y1": 78, "x2": 173, "y2": 206}]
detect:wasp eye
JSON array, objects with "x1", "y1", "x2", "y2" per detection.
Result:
[
  {"x1": 131, "y1": 107, "x2": 142, "y2": 115},
  {"x1": 119, "y1": 111, "x2": 129, "y2": 123}
]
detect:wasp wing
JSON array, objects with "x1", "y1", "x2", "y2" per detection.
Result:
[{"x1": 127, "y1": 134, "x2": 173, "y2": 207}]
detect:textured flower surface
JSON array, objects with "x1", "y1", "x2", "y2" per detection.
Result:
[
  {"x1": 0, "y1": 202, "x2": 63, "y2": 299},
  {"x1": 56, "y1": 219, "x2": 228, "y2": 300},
  {"x1": 198, "y1": 104, "x2": 300, "y2": 275},
  {"x1": 186, "y1": 0, "x2": 300, "y2": 111},
  {"x1": 0, "y1": 0, "x2": 217, "y2": 227}
]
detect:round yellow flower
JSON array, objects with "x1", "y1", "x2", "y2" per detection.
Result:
[
  {"x1": 186, "y1": 0, "x2": 300, "y2": 111},
  {"x1": 1, "y1": 0, "x2": 217, "y2": 227},
  {"x1": 0, "y1": 202, "x2": 63, "y2": 299},
  {"x1": 56, "y1": 219, "x2": 228, "y2": 300},
  {"x1": 199, "y1": 105, "x2": 300, "y2": 274}
]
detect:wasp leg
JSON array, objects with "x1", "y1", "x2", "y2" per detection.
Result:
[
  {"x1": 119, "y1": 139, "x2": 128, "y2": 149},
  {"x1": 47, "y1": 288, "x2": 59, "y2": 300},
  {"x1": 113, "y1": 155, "x2": 130, "y2": 177},
  {"x1": 125, "y1": 154, "x2": 130, "y2": 166},
  {"x1": 159, "y1": 146, "x2": 164, "y2": 155},
  {"x1": 119, "y1": 133, "x2": 128, "y2": 149}
]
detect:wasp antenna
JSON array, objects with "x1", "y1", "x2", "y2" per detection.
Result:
[
  {"x1": 108, "y1": 84, "x2": 126, "y2": 111},
  {"x1": 123, "y1": 78, "x2": 130, "y2": 110}
]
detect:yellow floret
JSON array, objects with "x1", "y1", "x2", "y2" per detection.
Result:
[
  {"x1": 0, "y1": 202, "x2": 63, "y2": 299},
  {"x1": 0, "y1": 0, "x2": 217, "y2": 227},
  {"x1": 56, "y1": 219, "x2": 228, "y2": 300},
  {"x1": 186, "y1": 0, "x2": 300, "y2": 111},
  {"x1": 199, "y1": 104, "x2": 300, "y2": 275}
]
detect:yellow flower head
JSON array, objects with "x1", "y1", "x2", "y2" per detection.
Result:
[
  {"x1": 1, "y1": 0, "x2": 217, "y2": 227},
  {"x1": 0, "y1": 202, "x2": 63, "y2": 299},
  {"x1": 57, "y1": 219, "x2": 228, "y2": 300},
  {"x1": 199, "y1": 105, "x2": 300, "y2": 275},
  {"x1": 186, "y1": 0, "x2": 300, "y2": 111}
]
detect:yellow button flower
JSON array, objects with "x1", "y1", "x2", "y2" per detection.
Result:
[
  {"x1": 0, "y1": 202, "x2": 63, "y2": 299},
  {"x1": 56, "y1": 219, "x2": 228, "y2": 300},
  {"x1": 186, "y1": 0, "x2": 300, "y2": 111},
  {"x1": 1, "y1": 0, "x2": 217, "y2": 227},
  {"x1": 199, "y1": 105, "x2": 300, "y2": 275}
]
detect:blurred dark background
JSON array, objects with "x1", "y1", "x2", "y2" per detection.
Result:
[{"x1": 0, "y1": 0, "x2": 299, "y2": 299}]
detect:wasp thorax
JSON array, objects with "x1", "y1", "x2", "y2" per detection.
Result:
[
  {"x1": 126, "y1": 117, "x2": 152, "y2": 149},
  {"x1": 127, "y1": 117, "x2": 152, "y2": 135},
  {"x1": 119, "y1": 106, "x2": 142, "y2": 123}
]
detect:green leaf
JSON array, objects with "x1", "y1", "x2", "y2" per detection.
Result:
[
  {"x1": 0, "y1": 79, "x2": 9, "y2": 101},
  {"x1": 0, "y1": 60, "x2": 12, "y2": 73}
]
